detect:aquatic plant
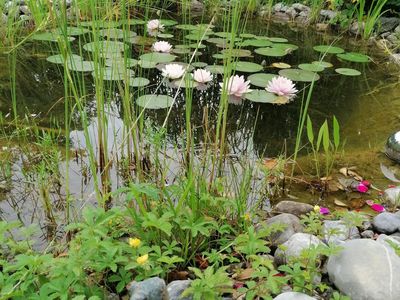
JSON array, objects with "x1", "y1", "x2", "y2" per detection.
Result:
[
  {"x1": 219, "y1": 75, "x2": 251, "y2": 98},
  {"x1": 152, "y1": 41, "x2": 172, "y2": 53},
  {"x1": 266, "y1": 76, "x2": 298, "y2": 99},
  {"x1": 161, "y1": 63, "x2": 186, "y2": 79},
  {"x1": 192, "y1": 69, "x2": 213, "y2": 83},
  {"x1": 147, "y1": 19, "x2": 164, "y2": 36},
  {"x1": 356, "y1": 0, "x2": 390, "y2": 38}
]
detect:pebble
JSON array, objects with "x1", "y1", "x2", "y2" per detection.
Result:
[
  {"x1": 372, "y1": 212, "x2": 400, "y2": 234},
  {"x1": 262, "y1": 213, "x2": 303, "y2": 246},
  {"x1": 127, "y1": 277, "x2": 167, "y2": 300},
  {"x1": 273, "y1": 200, "x2": 314, "y2": 217}
]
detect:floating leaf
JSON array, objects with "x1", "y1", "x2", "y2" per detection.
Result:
[
  {"x1": 255, "y1": 47, "x2": 287, "y2": 57},
  {"x1": 192, "y1": 62, "x2": 207, "y2": 68},
  {"x1": 138, "y1": 60, "x2": 158, "y2": 68},
  {"x1": 123, "y1": 19, "x2": 145, "y2": 25},
  {"x1": 206, "y1": 37, "x2": 227, "y2": 44},
  {"x1": 313, "y1": 45, "x2": 345, "y2": 54},
  {"x1": 105, "y1": 57, "x2": 138, "y2": 68},
  {"x1": 240, "y1": 33, "x2": 257, "y2": 38},
  {"x1": 136, "y1": 94, "x2": 173, "y2": 109},
  {"x1": 337, "y1": 52, "x2": 370, "y2": 63},
  {"x1": 278, "y1": 68, "x2": 320, "y2": 82},
  {"x1": 32, "y1": 32, "x2": 75, "y2": 42},
  {"x1": 157, "y1": 33, "x2": 174, "y2": 39},
  {"x1": 205, "y1": 65, "x2": 224, "y2": 74},
  {"x1": 239, "y1": 39, "x2": 273, "y2": 47},
  {"x1": 335, "y1": 68, "x2": 361, "y2": 76},
  {"x1": 46, "y1": 54, "x2": 83, "y2": 64},
  {"x1": 175, "y1": 24, "x2": 199, "y2": 30},
  {"x1": 312, "y1": 61, "x2": 333, "y2": 68},
  {"x1": 129, "y1": 36, "x2": 155, "y2": 46},
  {"x1": 185, "y1": 33, "x2": 209, "y2": 41},
  {"x1": 298, "y1": 63, "x2": 325, "y2": 72},
  {"x1": 221, "y1": 49, "x2": 252, "y2": 58},
  {"x1": 98, "y1": 28, "x2": 137, "y2": 39},
  {"x1": 129, "y1": 77, "x2": 150, "y2": 87},
  {"x1": 247, "y1": 73, "x2": 276, "y2": 88},
  {"x1": 272, "y1": 62, "x2": 291, "y2": 69},
  {"x1": 245, "y1": 90, "x2": 277, "y2": 103},
  {"x1": 93, "y1": 67, "x2": 135, "y2": 80},
  {"x1": 53, "y1": 26, "x2": 89, "y2": 36},
  {"x1": 172, "y1": 79, "x2": 199, "y2": 89},
  {"x1": 83, "y1": 41, "x2": 126, "y2": 55},
  {"x1": 267, "y1": 37, "x2": 288, "y2": 43},
  {"x1": 67, "y1": 60, "x2": 95, "y2": 72},
  {"x1": 173, "y1": 48, "x2": 191, "y2": 55},
  {"x1": 272, "y1": 43, "x2": 299, "y2": 52},
  {"x1": 139, "y1": 52, "x2": 176, "y2": 63},
  {"x1": 234, "y1": 61, "x2": 263, "y2": 73},
  {"x1": 160, "y1": 19, "x2": 178, "y2": 26}
]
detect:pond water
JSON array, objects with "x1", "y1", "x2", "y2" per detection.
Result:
[{"x1": 0, "y1": 16, "x2": 400, "y2": 245}]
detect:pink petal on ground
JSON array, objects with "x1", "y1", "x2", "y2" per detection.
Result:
[
  {"x1": 370, "y1": 204, "x2": 385, "y2": 213},
  {"x1": 365, "y1": 200, "x2": 374, "y2": 206},
  {"x1": 357, "y1": 183, "x2": 369, "y2": 193},
  {"x1": 361, "y1": 180, "x2": 370, "y2": 187},
  {"x1": 319, "y1": 207, "x2": 330, "y2": 215}
]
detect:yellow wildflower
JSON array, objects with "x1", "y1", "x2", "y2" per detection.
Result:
[
  {"x1": 313, "y1": 205, "x2": 320, "y2": 213},
  {"x1": 244, "y1": 213, "x2": 251, "y2": 221},
  {"x1": 136, "y1": 254, "x2": 149, "y2": 265},
  {"x1": 128, "y1": 238, "x2": 141, "y2": 248}
]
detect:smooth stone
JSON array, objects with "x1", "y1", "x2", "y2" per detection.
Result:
[
  {"x1": 361, "y1": 230, "x2": 374, "y2": 239},
  {"x1": 274, "y1": 200, "x2": 314, "y2": 217},
  {"x1": 377, "y1": 17, "x2": 400, "y2": 34},
  {"x1": 274, "y1": 233, "x2": 321, "y2": 265},
  {"x1": 167, "y1": 280, "x2": 192, "y2": 300},
  {"x1": 322, "y1": 220, "x2": 360, "y2": 245},
  {"x1": 377, "y1": 234, "x2": 400, "y2": 249},
  {"x1": 327, "y1": 239, "x2": 400, "y2": 300},
  {"x1": 320, "y1": 9, "x2": 337, "y2": 20},
  {"x1": 263, "y1": 213, "x2": 304, "y2": 246},
  {"x1": 273, "y1": 292, "x2": 316, "y2": 299},
  {"x1": 373, "y1": 212, "x2": 400, "y2": 234},
  {"x1": 384, "y1": 186, "x2": 400, "y2": 206},
  {"x1": 128, "y1": 277, "x2": 167, "y2": 300}
]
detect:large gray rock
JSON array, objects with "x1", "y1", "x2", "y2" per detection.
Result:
[
  {"x1": 327, "y1": 239, "x2": 400, "y2": 300},
  {"x1": 322, "y1": 220, "x2": 360, "y2": 245},
  {"x1": 128, "y1": 277, "x2": 167, "y2": 300},
  {"x1": 383, "y1": 186, "x2": 400, "y2": 206},
  {"x1": 291, "y1": 3, "x2": 310, "y2": 13},
  {"x1": 167, "y1": 280, "x2": 192, "y2": 300},
  {"x1": 373, "y1": 212, "x2": 400, "y2": 234},
  {"x1": 274, "y1": 201, "x2": 313, "y2": 217},
  {"x1": 377, "y1": 234, "x2": 400, "y2": 250},
  {"x1": 263, "y1": 213, "x2": 303, "y2": 246},
  {"x1": 273, "y1": 292, "x2": 316, "y2": 299},
  {"x1": 274, "y1": 233, "x2": 322, "y2": 265},
  {"x1": 320, "y1": 9, "x2": 337, "y2": 20},
  {"x1": 377, "y1": 17, "x2": 400, "y2": 34}
]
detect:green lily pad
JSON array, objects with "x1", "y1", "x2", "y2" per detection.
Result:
[
  {"x1": 129, "y1": 36, "x2": 155, "y2": 46},
  {"x1": 239, "y1": 39, "x2": 273, "y2": 47},
  {"x1": 46, "y1": 54, "x2": 83, "y2": 64},
  {"x1": 53, "y1": 26, "x2": 89, "y2": 36},
  {"x1": 313, "y1": 45, "x2": 345, "y2": 54},
  {"x1": 136, "y1": 94, "x2": 173, "y2": 109},
  {"x1": 272, "y1": 43, "x2": 299, "y2": 52},
  {"x1": 172, "y1": 79, "x2": 199, "y2": 89},
  {"x1": 104, "y1": 57, "x2": 138, "y2": 68},
  {"x1": 185, "y1": 33, "x2": 209, "y2": 41},
  {"x1": 247, "y1": 73, "x2": 277, "y2": 88},
  {"x1": 175, "y1": 24, "x2": 199, "y2": 30},
  {"x1": 298, "y1": 63, "x2": 325, "y2": 72},
  {"x1": 192, "y1": 62, "x2": 207, "y2": 68},
  {"x1": 123, "y1": 19, "x2": 145, "y2": 25},
  {"x1": 279, "y1": 69, "x2": 320, "y2": 82},
  {"x1": 206, "y1": 37, "x2": 227, "y2": 45},
  {"x1": 245, "y1": 90, "x2": 278, "y2": 103},
  {"x1": 98, "y1": 28, "x2": 137, "y2": 39},
  {"x1": 129, "y1": 77, "x2": 150, "y2": 87},
  {"x1": 335, "y1": 68, "x2": 361, "y2": 76},
  {"x1": 67, "y1": 60, "x2": 95, "y2": 72},
  {"x1": 213, "y1": 53, "x2": 225, "y2": 60},
  {"x1": 157, "y1": 33, "x2": 174, "y2": 39},
  {"x1": 32, "y1": 32, "x2": 75, "y2": 42},
  {"x1": 205, "y1": 65, "x2": 225, "y2": 74},
  {"x1": 160, "y1": 19, "x2": 178, "y2": 26},
  {"x1": 240, "y1": 33, "x2": 257, "y2": 38},
  {"x1": 79, "y1": 20, "x2": 121, "y2": 28},
  {"x1": 255, "y1": 47, "x2": 287, "y2": 57},
  {"x1": 221, "y1": 49, "x2": 252, "y2": 58},
  {"x1": 139, "y1": 52, "x2": 176, "y2": 63},
  {"x1": 337, "y1": 52, "x2": 370, "y2": 63},
  {"x1": 234, "y1": 61, "x2": 263, "y2": 73},
  {"x1": 312, "y1": 61, "x2": 333, "y2": 68},
  {"x1": 267, "y1": 37, "x2": 288, "y2": 43},
  {"x1": 138, "y1": 60, "x2": 158, "y2": 68},
  {"x1": 83, "y1": 41, "x2": 126, "y2": 54},
  {"x1": 173, "y1": 48, "x2": 191, "y2": 55},
  {"x1": 93, "y1": 67, "x2": 135, "y2": 80}
]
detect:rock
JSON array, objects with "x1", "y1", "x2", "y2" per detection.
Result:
[
  {"x1": 190, "y1": 0, "x2": 204, "y2": 14},
  {"x1": 285, "y1": 7, "x2": 297, "y2": 19},
  {"x1": 316, "y1": 23, "x2": 329, "y2": 31},
  {"x1": 273, "y1": 292, "x2": 316, "y2": 299},
  {"x1": 389, "y1": 53, "x2": 400, "y2": 66},
  {"x1": 274, "y1": 201, "x2": 314, "y2": 217},
  {"x1": 349, "y1": 21, "x2": 364, "y2": 35},
  {"x1": 362, "y1": 220, "x2": 372, "y2": 230},
  {"x1": 19, "y1": 5, "x2": 30, "y2": 15},
  {"x1": 274, "y1": 233, "x2": 322, "y2": 265},
  {"x1": 298, "y1": 11, "x2": 309, "y2": 18},
  {"x1": 320, "y1": 9, "x2": 337, "y2": 20},
  {"x1": 387, "y1": 33, "x2": 400, "y2": 44},
  {"x1": 262, "y1": 213, "x2": 303, "y2": 246},
  {"x1": 167, "y1": 280, "x2": 192, "y2": 300},
  {"x1": 377, "y1": 17, "x2": 400, "y2": 34},
  {"x1": 291, "y1": 3, "x2": 310, "y2": 13},
  {"x1": 327, "y1": 239, "x2": 400, "y2": 300},
  {"x1": 384, "y1": 186, "x2": 400, "y2": 206},
  {"x1": 395, "y1": 25, "x2": 400, "y2": 34},
  {"x1": 361, "y1": 230, "x2": 374, "y2": 239},
  {"x1": 373, "y1": 212, "x2": 400, "y2": 234},
  {"x1": 322, "y1": 220, "x2": 360, "y2": 245},
  {"x1": 127, "y1": 277, "x2": 167, "y2": 300},
  {"x1": 273, "y1": 3, "x2": 289, "y2": 13},
  {"x1": 377, "y1": 233, "x2": 400, "y2": 250}
]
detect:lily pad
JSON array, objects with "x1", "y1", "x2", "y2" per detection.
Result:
[
  {"x1": 240, "y1": 33, "x2": 256, "y2": 38},
  {"x1": 32, "y1": 32, "x2": 75, "y2": 42},
  {"x1": 175, "y1": 24, "x2": 199, "y2": 30},
  {"x1": 105, "y1": 57, "x2": 138, "y2": 68},
  {"x1": 245, "y1": 90, "x2": 277, "y2": 103},
  {"x1": 139, "y1": 52, "x2": 176, "y2": 63},
  {"x1": 53, "y1": 26, "x2": 89, "y2": 36},
  {"x1": 173, "y1": 48, "x2": 191, "y2": 55},
  {"x1": 267, "y1": 37, "x2": 288, "y2": 43},
  {"x1": 247, "y1": 73, "x2": 277, "y2": 88},
  {"x1": 335, "y1": 68, "x2": 361, "y2": 76},
  {"x1": 221, "y1": 49, "x2": 252, "y2": 58},
  {"x1": 93, "y1": 67, "x2": 135, "y2": 81},
  {"x1": 160, "y1": 19, "x2": 178, "y2": 26},
  {"x1": 255, "y1": 47, "x2": 287, "y2": 57},
  {"x1": 272, "y1": 62, "x2": 291, "y2": 69},
  {"x1": 83, "y1": 41, "x2": 126, "y2": 55},
  {"x1": 313, "y1": 45, "x2": 345, "y2": 54},
  {"x1": 272, "y1": 43, "x2": 299, "y2": 52},
  {"x1": 67, "y1": 60, "x2": 95, "y2": 72},
  {"x1": 185, "y1": 33, "x2": 209, "y2": 41},
  {"x1": 123, "y1": 19, "x2": 145, "y2": 25},
  {"x1": 239, "y1": 39, "x2": 273, "y2": 47},
  {"x1": 46, "y1": 54, "x2": 83, "y2": 64},
  {"x1": 312, "y1": 61, "x2": 333, "y2": 68},
  {"x1": 157, "y1": 33, "x2": 174, "y2": 39},
  {"x1": 298, "y1": 63, "x2": 325, "y2": 72},
  {"x1": 205, "y1": 65, "x2": 225, "y2": 74},
  {"x1": 234, "y1": 61, "x2": 263, "y2": 73},
  {"x1": 278, "y1": 68, "x2": 320, "y2": 82},
  {"x1": 129, "y1": 36, "x2": 155, "y2": 46},
  {"x1": 98, "y1": 28, "x2": 137, "y2": 39},
  {"x1": 136, "y1": 94, "x2": 173, "y2": 109},
  {"x1": 337, "y1": 52, "x2": 370, "y2": 63},
  {"x1": 129, "y1": 77, "x2": 150, "y2": 87},
  {"x1": 192, "y1": 62, "x2": 207, "y2": 68},
  {"x1": 138, "y1": 60, "x2": 158, "y2": 68},
  {"x1": 172, "y1": 79, "x2": 199, "y2": 89}
]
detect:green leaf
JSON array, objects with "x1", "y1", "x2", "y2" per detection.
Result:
[
  {"x1": 306, "y1": 115, "x2": 314, "y2": 144},
  {"x1": 322, "y1": 121, "x2": 330, "y2": 152},
  {"x1": 333, "y1": 116, "x2": 340, "y2": 150}
]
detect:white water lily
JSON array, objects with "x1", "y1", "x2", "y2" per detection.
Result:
[
  {"x1": 192, "y1": 69, "x2": 212, "y2": 83},
  {"x1": 161, "y1": 63, "x2": 185, "y2": 79},
  {"x1": 266, "y1": 76, "x2": 298, "y2": 99},
  {"x1": 147, "y1": 19, "x2": 164, "y2": 36},
  {"x1": 152, "y1": 41, "x2": 172, "y2": 53},
  {"x1": 219, "y1": 75, "x2": 251, "y2": 98}
]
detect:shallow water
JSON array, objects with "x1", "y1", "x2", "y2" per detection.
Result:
[{"x1": 0, "y1": 17, "x2": 400, "y2": 245}]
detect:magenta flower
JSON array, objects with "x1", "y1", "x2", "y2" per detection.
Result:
[
  {"x1": 319, "y1": 207, "x2": 330, "y2": 215},
  {"x1": 357, "y1": 183, "x2": 369, "y2": 193},
  {"x1": 361, "y1": 180, "x2": 370, "y2": 187},
  {"x1": 266, "y1": 76, "x2": 298, "y2": 99},
  {"x1": 366, "y1": 200, "x2": 385, "y2": 213}
]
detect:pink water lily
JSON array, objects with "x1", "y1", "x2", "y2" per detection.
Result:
[
  {"x1": 152, "y1": 41, "x2": 172, "y2": 53},
  {"x1": 219, "y1": 75, "x2": 251, "y2": 98},
  {"x1": 192, "y1": 69, "x2": 212, "y2": 83},
  {"x1": 266, "y1": 76, "x2": 298, "y2": 99},
  {"x1": 366, "y1": 200, "x2": 385, "y2": 213},
  {"x1": 147, "y1": 19, "x2": 164, "y2": 36},
  {"x1": 161, "y1": 63, "x2": 185, "y2": 79}
]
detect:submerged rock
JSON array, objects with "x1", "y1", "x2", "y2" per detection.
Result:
[
  {"x1": 273, "y1": 292, "x2": 316, "y2": 299},
  {"x1": 167, "y1": 280, "x2": 192, "y2": 300},
  {"x1": 274, "y1": 233, "x2": 322, "y2": 265},
  {"x1": 274, "y1": 200, "x2": 314, "y2": 217},
  {"x1": 322, "y1": 220, "x2": 360, "y2": 245},
  {"x1": 262, "y1": 213, "x2": 303, "y2": 246},
  {"x1": 327, "y1": 239, "x2": 400, "y2": 300},
  {"x1": 127, "y1": 277, "x2": 167, "y2": 300},
  {"x1": 373, "y1": 212, "x2": 400, "y2": 234}
]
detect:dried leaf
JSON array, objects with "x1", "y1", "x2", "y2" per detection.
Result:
[
  {"x1": 380, "y1": 163, "x2": 400, "y2": 183},
  {"x1": 235, "y1": 268, "x2": 255, "y2": 281},
  {"x1": 334, "y1": 198, "x2": 348, "y2": 207},
  {"x1": 339, "y1": 167, "x2": 363, "y2": 181},
  {"x1": 264, "y1": 158, "x2": 278, "y2": 170}
]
